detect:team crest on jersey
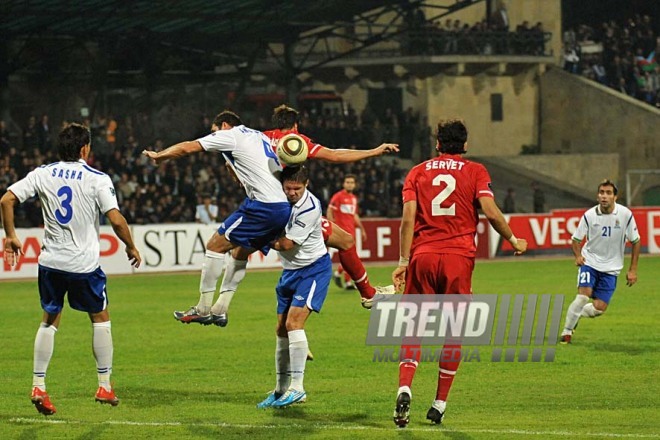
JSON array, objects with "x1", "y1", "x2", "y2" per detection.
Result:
[{"x1": 614, "y1": 219, "x2": 621, "y2": 229}]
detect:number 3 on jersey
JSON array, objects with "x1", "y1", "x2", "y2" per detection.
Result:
[
  {"x1": 55, "y1": 185, "x2": 74, "y2": 224},
  {"x1": 431, "y1": 174, "x2": 456, "y2": 216}
]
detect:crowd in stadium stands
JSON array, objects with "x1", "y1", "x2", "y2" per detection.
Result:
[
  {"x1": 0, "y1": 106, "x2": 427, "y2": 228},
  {"x1": 563, "y1": 14, "x2": 660, "y2": 108},
  {"x1": 401, "y1": 6, "x2": 548, "y2": 56}
]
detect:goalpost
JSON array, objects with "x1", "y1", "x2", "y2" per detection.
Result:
[{"x1": 626, "y1": 169, "x2": 660, "y2": 206}]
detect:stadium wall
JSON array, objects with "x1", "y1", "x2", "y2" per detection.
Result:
[{"x1": 539, "y1": 67, "x2": 660, "y2": 199}]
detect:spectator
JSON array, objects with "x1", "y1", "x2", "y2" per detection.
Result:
[
  {"x1": 503, "y1": 188, "x2": 516, "y2": 213},
  {"x1": 532, "y1": 181, "x2": 546, "y2": 213}
]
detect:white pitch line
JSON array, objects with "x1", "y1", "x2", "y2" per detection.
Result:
[{"x1": 8, "y1": 417, "x2": 660, "y2": 438}]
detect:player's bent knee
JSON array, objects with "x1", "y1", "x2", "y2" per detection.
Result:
[{"x1": 207, "y1": 233, "x2": 233, "y2": 253}]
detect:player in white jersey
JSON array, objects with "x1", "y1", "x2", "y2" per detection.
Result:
[
  {"x1": 1, "y1": 123, "x2": 141, "y2": 416},
  {"x1": 256, "y1": 165, "x2": 332, "y2": 409},
  {"x1": 560, "y1": 179, "x2": 640, "y2": 344},
  {"x1": 142, "y1": 110, "x2": 291, "y2": 325}
]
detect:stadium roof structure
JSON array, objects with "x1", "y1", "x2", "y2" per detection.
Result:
[{"x1": 1, "y1": 0, "x2": 489, "y2": 87}]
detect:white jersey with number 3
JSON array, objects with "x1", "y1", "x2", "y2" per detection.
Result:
[
  {"x1": 572, "y1": 203, "x2": 640, "y2": 275},
  {"x1": 8, "y1": 160, "x2": 119, "y2": 273}
]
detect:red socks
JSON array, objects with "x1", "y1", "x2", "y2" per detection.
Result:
[{"x1": 337, "y1": 247, "x2": 375, "y2": 298}]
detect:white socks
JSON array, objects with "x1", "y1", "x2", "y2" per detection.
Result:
[
  {"x1": 197, "y1": 251, "x2": 225, "y2": 315},
  {"x1": 432, "y1": 399, "x2": 447, "y2": 413},
  {"x1": 211, "y1": 255, "x2": 248, "y2": 315},
  {"x1": 562, "y1": 294, "x2": 589, "y2": 334},
  {"x1": 33, "y1": 321, "x2": 114, "y2": 390},
  {"x1": 581, "y1": 303, "x2": 604, "y2": 318},
  {"x1": 288, "y1": 330, "x2": 308, "y2": 391},
  {"x1": 33, "y1": 323, "x2": 57, "y2": 389},
  {"x1": 275, "y1": 336, "x2": 290, "y2": 395},
  {"x1": 93, "y1": 321, "x2": 113, "y2": 389}
]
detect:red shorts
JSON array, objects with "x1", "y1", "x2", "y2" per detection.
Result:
[
  {"x1": 404, "y1": 253, "x2": 474, "y2": 295},
  {"x1": 321, "y1": 217, "x2": 331, "y2": 242}
]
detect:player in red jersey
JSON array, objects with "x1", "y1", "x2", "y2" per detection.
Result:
[
  {"x1": 391, "y1": 119, "x2": 528, "y2": 428},
  {"x1": 264, "y1": 105, "x2": 398, "y2": 306},
  {"x1": 327, "y1": 174, "x2": 367, "y2": 290},
  {"x1": 174, "y1": 106, "x2": 399, "y2": 328}
]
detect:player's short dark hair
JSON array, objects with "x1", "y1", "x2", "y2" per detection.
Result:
[
  {"x1": 272, "y1": 105, "x2": 299, "y2": 130},
  {"x1": 343, "y1": 174, "x2": 356, "y2": 182},
  {"x1": 212, "y1": 110, "x2": 242, "y2": 128},
  {"x1": 281, "y1": 164, "x2": 309, "y2": 184},
  {"x1": 436, "y1": 119, "x2": 468, "y2": 154},
  {"x1": 58, "y1": 122, "x2": 90, "y2": 161},
  {"x1": 598, "y1": 179, "x2": 618, "y2": 195}
]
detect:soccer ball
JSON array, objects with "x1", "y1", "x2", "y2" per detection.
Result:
[{"x1": 276, "y1": 133, "x2": 308, "y2": 166}]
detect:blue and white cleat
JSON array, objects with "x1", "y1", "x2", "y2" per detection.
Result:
[
  {"x1": 256, "y1": 391, "x2": 282, "y2": 409},
  {"x1": 271, "y1": 388, "x2": 306, "y2": 408}
]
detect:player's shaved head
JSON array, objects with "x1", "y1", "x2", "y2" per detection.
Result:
[{"x1": 58, "y1": 123, "x2": 91, "y2": 161}]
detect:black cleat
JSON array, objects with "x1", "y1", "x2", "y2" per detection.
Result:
[
  {"x1": 393, "y1": 392, "x2": 411, "y2": 428},
  {"x1": 426, "y1": 406, "x2": 444, "y2": 424},
  {"x1": 212, "y1": 313, "x2": 228, "y2": 327}
]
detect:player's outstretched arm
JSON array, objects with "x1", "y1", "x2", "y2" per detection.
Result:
[
  {"x1": 142, "y1": 140, "x2": 203, "y2": 165},
  {"x1": 479, "y1": 197, "x2": 527, "y2": 255},
  {"x1": 105, "y1": 209, "x2": 142, "y2": 268},
  {"x1": 0, "y1": 190, "x2": 23, "y2": 266},
  {"x1": 313, "y1": 143, "x2": 399, "y2": 164}
]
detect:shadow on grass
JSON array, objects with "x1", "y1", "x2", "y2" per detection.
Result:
[{"x1": 592, "y1": 343, "x2": 645, "y2": 355}]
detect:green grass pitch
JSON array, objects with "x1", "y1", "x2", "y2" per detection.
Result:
[{"x1": 1, "y1": 257, "x2": 658, "y2": 439}]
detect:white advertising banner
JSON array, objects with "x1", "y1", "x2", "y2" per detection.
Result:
[{"x1": 0, "y1": 226, "x2": 134, "y2": 279}]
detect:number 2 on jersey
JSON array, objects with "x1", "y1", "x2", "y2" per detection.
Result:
[
  {"x1": 431, "y1": 174, "x2": 456, "y2": 216},
  {"x1": 55, "y1": 186, "x2": 74, "y2": 224}
]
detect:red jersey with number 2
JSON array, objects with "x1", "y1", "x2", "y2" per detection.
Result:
[{"x1": 402, "y1": 154, "x2": 493, "y2": 258}]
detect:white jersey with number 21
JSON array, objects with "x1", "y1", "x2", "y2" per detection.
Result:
[{"x1": 572, "y1": 203, "x2": 640, "y2": 275}]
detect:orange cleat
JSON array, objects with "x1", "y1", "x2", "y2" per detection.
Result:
[
  {"x1": 31, "y1": 387, "x2": 56, "y2": 416},
  {"x1": 95, "y1": 386, "x2": 119, "y2": 406}
]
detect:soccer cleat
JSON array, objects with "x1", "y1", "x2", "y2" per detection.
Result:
[
  {"x1": 393, "y1": 391, "x2": 411, "y2": 428},
  {"x1": 426, "y1": 406, "x2": 444, "y2": 424},
  {"x1": 344, "y1": 280, "x2": 357, "y2": 290},
  {"x1": 256, "y1": 391, "x2": 282, "y2": 409},
  {"x1": 333, "y1": 271, "x2": 343, "y2": 288},
  {"x1": 306, "y1": 350, "x2": 314, "y2": 361},
  {"x1": 559, "y1": 334, "x2": 572, "y2": 344},
  {"x1": 361, "y1": 285, "x2": 396, "y2": 310},
  {"x1": 212, "y1": 313, "x2": 228, "y2": 327},
  {"x1": 31, "y1": 387, "x2": 56, "y2": 416},
  {"x1": 173, "y1": 306, "x2": 213, "y2": 325},
  {"x1": 95, "y1": 386, "x2": 119, "y2": 406},
  {"x1": 271, "y1": 388, "x2": 306, "y2": 408}
]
